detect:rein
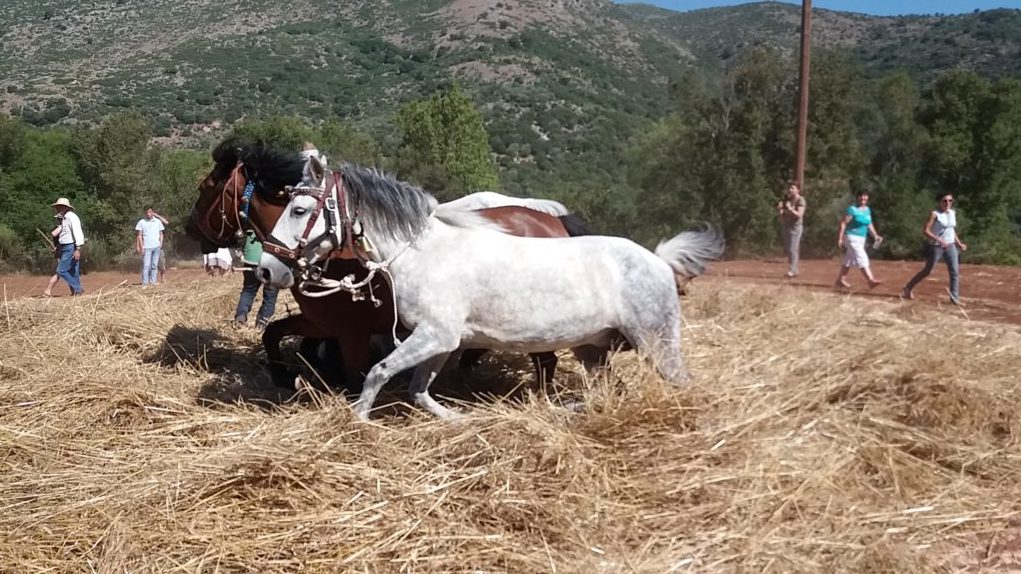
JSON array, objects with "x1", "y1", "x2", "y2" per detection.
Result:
[{"x1": 192, "y1": 162, "x2": 252, "y2": 246}]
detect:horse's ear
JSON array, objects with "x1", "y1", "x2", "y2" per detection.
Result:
[{"x1": 310, "y1": 155, "x2": 325, "y2": 184}]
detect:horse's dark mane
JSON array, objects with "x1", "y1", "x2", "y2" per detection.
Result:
[
  {"x1": 241, "y1": 144, "x2": 305, "y2": 202},
  {"x1": 210, "y1": 137, "x2": 305, "y2": 202},
  {"x1": 558, "y1": 213, "x2": 600, "y2": 237},
  {"x1": 211, "y1": 136, "x2": 245, "y2": 169},
  {"x1": 339, "y1": 163, "x2": 438, "y2": 244}
]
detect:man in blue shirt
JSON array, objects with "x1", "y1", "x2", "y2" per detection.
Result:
[{"x1": 134, "y1": 206, "x2": 165, "y2": 287}]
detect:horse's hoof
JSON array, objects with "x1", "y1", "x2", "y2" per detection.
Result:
[{"x1": 269, "y1": 367, "x2": 300, "y2": 390}]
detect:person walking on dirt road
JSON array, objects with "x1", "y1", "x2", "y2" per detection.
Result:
[
  {"x1": 902, "y1": 192, "x2": 968, "y2": 305},
  {"x1": 50, "y1": 198, "x2": 85, "y2": 296},
  {"x1": 835, "y1": 190, "x2": 883, "y2": 291},
  {"x1": 778, "y1": 182, "x2": 806, "y2": 278}
]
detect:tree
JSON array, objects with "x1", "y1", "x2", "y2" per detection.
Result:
[
  {"x1": 864, "y1": 72, "x2": 932, "y2": 259},
  {"x1": 0, "y1": 129, "x2": 87, "y2": 243},
  {"x1": 316, "y1": 118, "x2": 382, "y2": 165},
  {"x1": 231, "y1": 115, "x2": 381, "y2": 165},
  {"x1": 231, "y1": 115, "x2": 315, "y2": 151},
  {"x1": 394, "y1": 84, "x2": 499, "y2": 200},
  {"x1": 800, "y1": 51, "x2": 869, "y2": 255},
  {"x1": 0, "y1": 113, "x2": 26, "y2": 172},
  {"x1": 921, "y1": 71, "x2": 1021, "y2": 263},
  {"x1": 71, "y1": 111, "x2": 156, "y2": 240},
  {"x1": 631, "y1": 50, "x2": 796, "y2": 254}
]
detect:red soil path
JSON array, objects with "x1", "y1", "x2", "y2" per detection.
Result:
[
  {"x1": 0, "y1": 267, "x2": 211, "y2": 299},
  {"x1": 708, "y1": 258, "x2": 1021, "y2": 325},
  {"x1": 2, "y1": 258, "x2": 1019, "y2": 325}
]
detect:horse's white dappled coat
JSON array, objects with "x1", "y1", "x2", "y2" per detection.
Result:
[{"x1": 258, "y1": 157, "x2": 725, "y2": 420}]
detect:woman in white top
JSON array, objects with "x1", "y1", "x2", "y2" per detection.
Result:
[{"x1": 902, "y1": 192, "x2": 968, "y2": 304}]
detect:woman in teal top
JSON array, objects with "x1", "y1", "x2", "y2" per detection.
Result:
[{"x1": 835, "y1": 190, "x2": 884, "y2": 290}]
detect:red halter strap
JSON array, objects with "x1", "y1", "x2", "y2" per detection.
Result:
[{"x1": 262, "y1": 170, "x2": 345, "y2": 264}]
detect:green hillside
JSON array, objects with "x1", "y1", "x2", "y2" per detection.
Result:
[{"x1": 3, "y1": 1, "x2": 1018, "y2": 181}]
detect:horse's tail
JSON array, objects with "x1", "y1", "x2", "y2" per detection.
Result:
[
  {"x1": 558, "y1": 213, "x2": 599, "y2": 237},
  {"x1": 654, "y1": 225, "x2": 725, "y2": 280}
]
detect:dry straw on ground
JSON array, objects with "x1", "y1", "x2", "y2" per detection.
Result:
[{"x1": 1, "y1": 279, "x2": 1019, "y2": 572}]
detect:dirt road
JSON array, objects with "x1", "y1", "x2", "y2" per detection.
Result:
[
  {"x1": 709, "y1": 258, "x2": 1021, "y2": 325},
  {"x1": 3, "y1": 258, "x2": 1019, "y2": 325},
  {"x1": 1, "y1": 268, "x2": 212, "y2": 299}
]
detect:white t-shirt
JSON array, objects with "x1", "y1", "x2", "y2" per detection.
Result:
[{"x1": 135, "y1": 218, "x2": 165, "y2": 249}]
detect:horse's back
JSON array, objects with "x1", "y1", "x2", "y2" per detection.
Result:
[
  {"x1": 442, "y1": 191, "x2": 569, "y2": 217},
  {"x1": 476, "y1": 206, "x2": 569, "y2": 238},
  {"x1": 401, "y1": 228, "x2": 676, "y2": 328}
]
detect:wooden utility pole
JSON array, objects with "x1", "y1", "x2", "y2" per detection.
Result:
[{"x1": 794, "y1": 0, "x2": 812, "y2": 190}]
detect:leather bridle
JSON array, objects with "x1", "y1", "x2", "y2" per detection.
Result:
[
  {"x1": 261, "y1": 168, "x2": 372, "y2": 282},
  {"x1": 190, "y1": 162, "x2": 255, "y2": 247}
]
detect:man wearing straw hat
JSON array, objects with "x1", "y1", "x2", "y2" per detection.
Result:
[{"x1": 50, "y1": 197, "x2": 85, "y2": 296}]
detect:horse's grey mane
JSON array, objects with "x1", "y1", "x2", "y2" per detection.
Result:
[{"x1": 340, "y1": 163, "x2": 504, "y2": 241}]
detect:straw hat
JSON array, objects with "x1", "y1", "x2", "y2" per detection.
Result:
[{"x1": 51, "y1": 197, "x2": 73, "y2": 209}]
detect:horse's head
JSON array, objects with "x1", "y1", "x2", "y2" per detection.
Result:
[
  {"x1": 186, "y1": 139, "x2": 302, "y2": 253},
  {"x1": 258, "y1": 155, "x2": 342, "y2": 289}
]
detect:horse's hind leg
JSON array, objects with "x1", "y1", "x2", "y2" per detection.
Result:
[
  {"x1": 354, "y1": 326, "x2": 459, "y2": 421},
  {"x1": 409, "y1": 352, "x2": 458, "y2": 420},
  {"x1": 571, "y1": 345, "x2": 610, "y2": 374}
]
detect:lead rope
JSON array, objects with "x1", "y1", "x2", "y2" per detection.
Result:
[{"x1": 297, "y1": 241, "x2": 410, "y2": 347}]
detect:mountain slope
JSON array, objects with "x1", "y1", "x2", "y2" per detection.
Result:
[{"x1": 2, "y1": 0, "x2": 1019, "y2": 192}]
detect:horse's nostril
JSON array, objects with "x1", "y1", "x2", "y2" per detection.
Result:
[{"x1": 259, "y1": 267, "x2": 272, "y2": 283}]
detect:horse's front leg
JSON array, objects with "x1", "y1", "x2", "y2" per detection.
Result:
[
  {"x1": 529, "y1": 352, "x2": 558, "y2": 388},
  {"x1": 335, "y1": 331, "x2": 372, "y2": 395},
  {"x1": 354, "y1": 326, "x2": 459, "y2": 421},
  {"x1": 262, "y1": 314, "x2": 328, "y2": 389}
]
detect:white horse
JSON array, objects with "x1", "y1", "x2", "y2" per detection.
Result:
[{"x1": 258, "y1": 157, "x2": 724, "y2": 421}]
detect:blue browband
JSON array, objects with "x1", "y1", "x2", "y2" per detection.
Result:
[{"x1": 239, "y1": 180, "x2": 255, "y2": 221}]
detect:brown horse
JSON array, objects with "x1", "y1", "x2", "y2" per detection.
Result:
[{"x1": 185, "y1": 139, "x2": 596, "y2": 391}]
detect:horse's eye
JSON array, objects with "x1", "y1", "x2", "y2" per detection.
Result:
[{"x1": 293, "y1": 207, "x2": 308, "y2": 216}]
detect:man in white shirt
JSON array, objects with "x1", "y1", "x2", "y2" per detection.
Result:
[
  {"x1": 50, "y1": 197, "x2": 85, "y2": 296},
  {"x1": 134, "y1": 206, "x2": 165, "y2": 287}
]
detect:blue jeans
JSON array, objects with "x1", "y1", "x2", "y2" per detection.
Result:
[
  {"x1": 234, "y1": 269, "x2": 278, "y2": 326},
  {"x1": 141, "y1": 247, "x2": 160, "y2": 285},
  {"x1": 905, "y1": 244, "x2": 960, "y2": 301},
  {"x1": 56, "y1": 244, "x2": 83, "y2": 295},
  {"x1": 783, "y1": 223, "x2": 803, "y2": 275}
]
